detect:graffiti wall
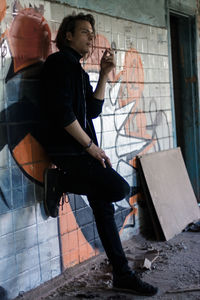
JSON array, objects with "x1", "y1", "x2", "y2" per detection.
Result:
[{"x1": 0, "y1": 1, "x2": 172, "y2": 298}]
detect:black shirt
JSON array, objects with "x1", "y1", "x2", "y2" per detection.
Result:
[{"x1": 40, "y1": 47, "x2": 104, "y2": 156}]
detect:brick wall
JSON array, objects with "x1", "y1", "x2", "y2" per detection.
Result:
[{"x1": 0, "y1": 1, "x2": 173, "y2": 298}]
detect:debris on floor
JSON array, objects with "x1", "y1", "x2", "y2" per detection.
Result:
[
  {"x1": 14, "y1": 231, "x2": 200, "y2": 300},
  {"x1": 184, "y1": 219, "x2": 200, "y2": 232},
  {"x1": 127, "y1": 249, "x2": 159, "y2": 270},
  {"x1": 166, "y1": 285, "x2": 200, "y2": 294}
]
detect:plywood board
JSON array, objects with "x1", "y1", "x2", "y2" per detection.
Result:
[{"x1": 138, "y1": 148, "x2": 200, "y2": 241}]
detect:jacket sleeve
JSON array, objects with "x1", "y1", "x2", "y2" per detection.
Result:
[
  {"x1": 84, "y1": 72, "x2": 104, "y2": 119},
  {"x1": 42, "y1": 55, "x2": 77, "y2": 128}
]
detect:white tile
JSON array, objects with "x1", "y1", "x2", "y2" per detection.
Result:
[
  {"x1": 43, "y1": 1, "x2": 51, "y2": 21},
  {"x1": 40, "y1": 261, "x2": 51, "y2": 283},
  {"x1": 13, "y1": 206, "x2": 36, "y2": 231},
  {"x1": 158, "y1": 28, "x2": 168, "y2": 42},
  {"x1": 0, "y1": 233, "x2": 15, "y2": 259},
  {"x1": 0, "y1": 146, "x2": 9, "y2": 169},
  {"x1": 137, "y1": 38, "x2": 148, "y2": 53},
  {"x1": 16, "y1": 246, "x2": 39, "y2": 273},
  {"x1": 0, "y1": 212, "x2": 13, "y2": 236},
  {"x1": 111, "y1": 18, "x2": 119, "y2": 34},
  {"x1": 142, "y1": 84, "x2": 150, "y2": 97},
  {"x1": 125, "y1": 35, "x2": 136, "y2": 50},
  {"x1": 39, "y1": 236, "x2": 60, "y2": 263},
  {"x1": 0, "y1": 255, "x2": 17, "y2": 282},
  {"x1": 37, "y1": 218, "x2": 58, "y2": 243},
  {"x1": 17, "y1": 269, "x2": 31, "y2": 293},
  {"x1": 136, "y1": 24, "x2": 148, "y2": 39},
  {"x1": 159, "y1": 42, "x2": 168, "y2": 55},
  {"x1": 159, "y1": 69, "x2": 170, "y2": 82},
  {"x1": 29, "y1": 266, "x2": 41, "y2": 289},
  {"x1": 160, "y1": 97, "x2": 171, "y2": 110},
  {"x1": 15, "y1": 225, "x2": 38, "y2": 252},
  {"x1": 51, "y1": 256, "x2": 61, "y2": 277},
  {"x1": 147, "y1": 26, "x2": 158, "y2": 41},
  {"x1": 50, "y1": 3, "x2": 65, "y2": 22},
  {"x1": 159, "y1": 84, "x2": 171, "y2": 97},
  {"x1": 63, "y1": 5, "x2": 74, "y2": 17},
  {"x1": 118, "y1": 33, "x2": 125, "y2": 50},
  {"x1": 140, "y1": 53, "x2": 149, "y2": 69},
  {"x1": 148, "y1": 40, "x2": 159, "y2": 54},
  {"x1": 97, "y1": 14, "x2": 105, "y2": 34},
  {"x1": 104, "y1": 15, "x2": 112, "y2": 33}
]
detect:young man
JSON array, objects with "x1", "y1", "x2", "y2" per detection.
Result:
[{"x1": 40, "y1": 13, "x2": 158, "y2": 296}]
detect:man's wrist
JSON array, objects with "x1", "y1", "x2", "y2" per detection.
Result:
[
  {"x1": 84, "y1": 139, "x2": 93, "y2": 150},
  {"x1": 100, "y1": 70, "x2": 108, "y2": 79}
]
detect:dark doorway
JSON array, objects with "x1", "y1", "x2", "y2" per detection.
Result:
[{"x1": 170, "y1": 13, "x2": 200, "y2": 201}]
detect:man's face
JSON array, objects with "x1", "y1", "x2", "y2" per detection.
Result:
[{"x1": 66, "y1": 20, "x2": 94, "y2": 56}]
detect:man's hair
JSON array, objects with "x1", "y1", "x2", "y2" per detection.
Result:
[{"x1": 55, "y1": 13, "x2": 95, "y2": 51}]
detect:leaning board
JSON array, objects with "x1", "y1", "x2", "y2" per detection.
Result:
[{"x1": 138, "y1": 148, "x2": 200, "y2": 241}]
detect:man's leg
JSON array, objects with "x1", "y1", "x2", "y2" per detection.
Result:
[
  {"x1": 49, "y1": 154, "x2": 131, "y2": 274},
  {"x1": 48, "y1": 155, "x2": 158, "y2": 296},
  {"x1": 88, "y1": 195, "x2": 131, "y2": 275}
]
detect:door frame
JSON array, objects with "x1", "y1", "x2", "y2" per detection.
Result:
[{"x1": 167, "y1": 7, "x2": 200, "y2": 201}]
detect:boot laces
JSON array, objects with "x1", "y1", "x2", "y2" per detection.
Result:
[{"x1": 59, "y1": 193, "x2": 69, "y2": 211}]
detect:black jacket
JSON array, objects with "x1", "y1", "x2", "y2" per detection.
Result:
[{"x1": 40, "y1": 47, "x2": 104, "y2": 156}]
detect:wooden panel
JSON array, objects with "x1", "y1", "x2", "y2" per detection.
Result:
[{"x1": 138, "y1": 148, "x2": 200, "y2": 241}]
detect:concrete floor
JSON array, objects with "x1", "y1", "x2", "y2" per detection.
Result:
[{"x1": 13, "y1": 230, "x2": 200, "y2": 300}]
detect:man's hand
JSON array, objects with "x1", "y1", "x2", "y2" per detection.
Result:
[
  {"x1": 86, "y1": 142, "x2": 112, "y2": 168},
  {"x1": 100, "y1": 48, "x2": 116, "y2": 77}
]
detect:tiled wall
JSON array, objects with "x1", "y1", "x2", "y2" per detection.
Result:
[{"x1": 0, "y1": 0, "x2": 174, "y2": 298}]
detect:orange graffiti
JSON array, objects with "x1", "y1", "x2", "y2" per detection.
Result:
[
  {"x1": 118, "y1": 50, "x2": 156, "y2": 157},
  {"x1": 119, "y1": 195, "x2": 139, "y2": 235},
  {"x1": 12, "y1": 133, "x2": 50, "y2": 183},
  {"x1": 117, "y1": 49, "x2": 144, "y2": 108},
  {"x1": 8, "y1": 8, "x2": 51, "y2": 73},
  {"x1": 7, "y1": 8, "x2": 52, "y2": 184},
  {"x1": 59, "y1": 198, "x2": 98, "y2": 269},
  {"x1": 0, "y1": 0, "x2": 7, "y2": 41},
  {"x1": 86, "y1": 34, "x2": 155, "y2": 157},
  {"x1": 0, "y1": 0, "x2": 6, "y2": 23}
]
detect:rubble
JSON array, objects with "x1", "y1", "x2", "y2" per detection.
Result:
[
  {"x1": 184, "y1": 219, "x2": 200, "y2": 232},
  {"x1": 14, "y1": 231, "x2": 200, "y2": 300},
  {"x1": 166, "y1": 286, "x2": 200, "y2": 294}
]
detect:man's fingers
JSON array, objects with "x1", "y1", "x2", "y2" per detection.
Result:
[
  {"x1": 102, "y1": 48, "x2": 114, "y2": 58},
  {"x1": 100, "y1": 158, "x2": 106, "y2": 168},
  {"x1": 89, "y1": 145, "x2": 111, "y2": 168},
  {"x1": 106, "y1": 56, "x2": 114, "y2": 62},
  {"x1": 105, "y1": 157, "x2": 112, "y2": 167},
  {"x1": 102, "y1": 49, "x2": 108, "y2": 58}
]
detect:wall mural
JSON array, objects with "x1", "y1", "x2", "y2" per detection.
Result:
[{"x1": 0, "y1": 1, "x2": 171, "y2": 269}]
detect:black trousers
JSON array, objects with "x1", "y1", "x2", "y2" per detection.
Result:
[{"x1": 52, "y1": 154, "x2": 131, "y2": 275}]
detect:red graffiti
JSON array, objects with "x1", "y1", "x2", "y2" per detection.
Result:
[
  {"x1": 116, "y1": 49, "x2": 144, "y2": 108},
  {"x1": 8, "y1": 8, "x2": 51, "y2": 73},
  {"x1": 86, "y1": 34, "x2": 153, "y2": 144},
  {"x1": 0, "y1": 0, "x2": 7, "y2": 41},
  {"x1": 0, "y1": 0, "x2": 6, "y2": 23}
]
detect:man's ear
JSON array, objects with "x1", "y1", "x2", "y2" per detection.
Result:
[{"x1": 66, "y1": 32, "x2": 72, "y2": 41}]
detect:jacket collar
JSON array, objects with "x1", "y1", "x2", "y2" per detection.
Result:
[{"x1": 61, "y1": 47, "x2": 82, "y2": 64}]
